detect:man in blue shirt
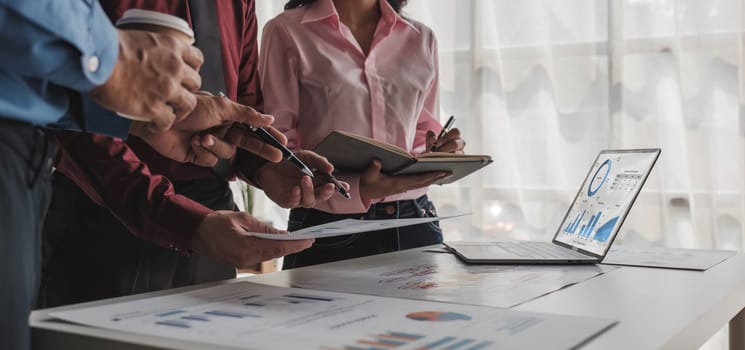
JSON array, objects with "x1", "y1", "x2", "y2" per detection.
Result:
[{"x1": 0, "y1": 1, "x2": 293, "y2": 349}]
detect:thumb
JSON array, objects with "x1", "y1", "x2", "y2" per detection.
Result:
[
  {"x1": 235, "y1": 212, "x2": 283, "y2": 234},
  {"x1": 298, "y1": 151, "x2": 333, "y2": 173},
  {"x1": 224, "y1": 102, "x2": 274, "y2": 126},
  {"x1": 363, "y1": 159, "x2": 382, "y2": 179},
  {"x1": 425, "y1": 130, "x2": 437, "y2": 149},
  {"x1": 259, "y1": 222, "x2": 284, "y2": 234}
]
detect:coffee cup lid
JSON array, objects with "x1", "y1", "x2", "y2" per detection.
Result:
[{"x1": 116, "y1": 9, "x2": 194, "y2": 38}]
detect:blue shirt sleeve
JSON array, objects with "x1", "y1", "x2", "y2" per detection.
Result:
[
  {"x1": 0, "y1": 0, "x2": 118, "y2": 93},
  {"x1": 44, "y1": 94, "x2": 131, "y2": 139},
  {"x1": 0, "y1": 0, "x2": 130, "y2": 137},
  {"x1": 81, "y1": 96, "x2": 132, "y2": 139}
]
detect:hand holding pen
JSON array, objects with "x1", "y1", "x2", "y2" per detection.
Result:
[
  {"x1": 252, "y1": 149, "x2": 352, "y2": 207},
  {"x1": 216, "y1": 92, "x2": 350, "y2": 199},
  {"x1": 312, "y1": 171, "x2": 351, "y2": 199},
  {"x1": 213, "y1": 92, "x2": 311, "y2": 177},
  {"x1": 249, "y1": 127, "x2": 352, "y2": 199},
  {"x1": 427, "y1": 115, "x2": 465, "y2": 154}
]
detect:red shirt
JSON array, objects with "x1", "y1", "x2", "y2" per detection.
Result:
[{"x1": 53, "y1": 0, "x2": 262, "y2": 251}]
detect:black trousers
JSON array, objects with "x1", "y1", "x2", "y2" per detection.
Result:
[
  {"x1": 283, "y1": 195, "x2": 443, "y2": 269},
  {"x1": 0, "y1": 119, "x2": 56, "y2": 350},
  {"x1": 37, "y1": 173, "x2": 236, "y2": 309}
]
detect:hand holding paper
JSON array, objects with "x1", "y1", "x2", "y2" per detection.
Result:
[{"x1": 191, "y1": 211, "x2": 313, "y2": 268}]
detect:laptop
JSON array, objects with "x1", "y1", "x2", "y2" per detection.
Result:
[{"x1": 444, "y1": 148, "x2": 661, "y2": 264}]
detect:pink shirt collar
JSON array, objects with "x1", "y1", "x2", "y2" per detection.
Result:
[{"x1": 301, "y1": 0, "x2": 419, "y2": 33}]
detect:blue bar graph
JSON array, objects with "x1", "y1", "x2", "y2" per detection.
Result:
[
  {"x1": 283, "y1": 294, "x2": 336, "y2": 302},
  {"x1": 156, "y1": 310, "x2": 186, "y2": 317},
  {"x1": 421, "y1": 336, "x2": 457, "y2": 348},
  {"x1": 205, "y1": 310, "x2": 261, "y2": 319},
  {"x1": 564, "y1": 210, "x2": 586, "y2": 234},
  {"x1": 466, "y1": 341, "x2": 495, "y2": 350},
  {"x1": 181, "y1": 315, "x2": 209, "y2": 322},
  {"x1": 444, "y1": 339, "x2": 475, "y2": 350},
  {"x1": 580, "y1": 214, "x2": 594, "y2": 237},
  {"x1": 581, "y1": 211, "x2": 601, "y2": 238},
  {"x1": 156, "y1": 320, "x2": 190, "y2": 328}
]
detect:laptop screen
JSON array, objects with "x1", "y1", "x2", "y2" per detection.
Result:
[{"x1": 553, "y1": 149, "x2": 660, "y2": 257}]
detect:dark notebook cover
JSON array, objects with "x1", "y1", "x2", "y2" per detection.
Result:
[{"x1": 313, "y1": 131, "x2": 492, "y2": 185}]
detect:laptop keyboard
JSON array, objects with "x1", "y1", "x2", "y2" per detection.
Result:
[{"x1": 495, "y1": 242, "x2": 591, "y2": 259}]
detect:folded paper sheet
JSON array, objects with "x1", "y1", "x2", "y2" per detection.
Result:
[
  {"x1": 602, "y1": 246, "x2": 736, "y2": 271},
  {"x1": 247, "y1": 214, "x2": 468, "y2": 240}
]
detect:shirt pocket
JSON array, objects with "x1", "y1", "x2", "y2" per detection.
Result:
[
  {"x1": 298, "y1": 77, "x2": 330, "y2": 114},
  {"x1": 297, "y1": 77, "x2": 330, "y2": 130},
  {"x1": 381, "y1": 80, "x2": 427, "y2": 136}
]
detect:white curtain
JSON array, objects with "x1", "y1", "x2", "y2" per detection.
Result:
[
  {"x1": 252, "y1": 1, "x2": 743, "y2": 347},
  {"x1": 255, "y1": 0, "x2": 745, "y2": 253}
]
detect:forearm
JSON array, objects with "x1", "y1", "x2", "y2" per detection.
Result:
[
  {"x1": 233, "y1": 149, "x2": 268, "y2": 188},
  {"x1": 52, "y1": 130, "x2": 209, "y2": 251}
]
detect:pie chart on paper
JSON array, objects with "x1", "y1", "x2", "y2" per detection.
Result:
[{"x1": 406, "y1": 311, "x2": 472, "y2": 322}]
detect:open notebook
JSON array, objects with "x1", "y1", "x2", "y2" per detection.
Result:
[{"x1": 313, "y1": 131, "x2": 492, "y2": 185}]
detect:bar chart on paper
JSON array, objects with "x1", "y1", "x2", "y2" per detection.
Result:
[
  {"x1": 320, "y1": 331, "x2": 426, "y2": 350},
  {"x1": 322, "y1": 331, "x2": 497, "y2": 350},
  {"x1": 51, "y1": 282, "x2": 616, "y2": 350},
  {"x1": 113, "y1": 290, "x2": 344, "y2": 331}
]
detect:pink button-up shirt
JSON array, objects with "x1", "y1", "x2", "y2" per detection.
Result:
[{"x1": 260, "y1": 0, "x2": 442, "y2": 214}]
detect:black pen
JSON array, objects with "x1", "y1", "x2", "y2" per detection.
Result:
[
  {"x1": 249, "y1": 125, "x2": 314, "y2": 177},
  {"x1": 315, "y1": 171, "x2": 351, "y2": 199},
  {"x1": 431, "y1": 115, "x2": 456, "y2": 152},
  {"x1": 218, "y1": 92, "x2": 314, "y2": 178}
]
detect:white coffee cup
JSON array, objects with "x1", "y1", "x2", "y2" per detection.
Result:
[
  {"x1": 117, "y1": 9, "x2": 194, "y2": 43},
  {"x1": 114, "y1": 9, "x2": 195, "y2": 121}
]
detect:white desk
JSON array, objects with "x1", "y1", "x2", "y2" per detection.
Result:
[{"x1": 31, "y1": 247, "x2": 745, "y2": 350}]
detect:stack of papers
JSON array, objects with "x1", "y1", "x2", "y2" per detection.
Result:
[{"x1": 52, "y1": 282, "x2": 616, "y2": 350}]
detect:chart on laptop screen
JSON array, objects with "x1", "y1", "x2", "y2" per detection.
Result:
[{"x1": 555, "y1": 150, "x2": 659, "y2": 256}]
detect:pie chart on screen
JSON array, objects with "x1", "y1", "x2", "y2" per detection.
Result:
[{"x1": 406, "y1": 311, "x2": 472, "y2": 322}]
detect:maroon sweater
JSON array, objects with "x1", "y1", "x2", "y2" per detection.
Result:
[{"x1": 54, "y1": 0, "x2": 262, "y2": 251}]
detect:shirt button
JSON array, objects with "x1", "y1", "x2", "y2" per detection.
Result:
[
  {"x1": 385, "y1": 205, "x2": 396, "y2": 216},
  {"x1": 87, "y1": 56, "x2": 100, "y2": 73}
]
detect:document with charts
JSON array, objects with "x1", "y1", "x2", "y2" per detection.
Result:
[
  {"x1": 51, "y1": 282, "x2": 615, "y2": 350},
  {"x1": 248, "y1": 214, "x2": 467, "y2": 240},
  {"x1": 291, "y1": 252, "x2": 617, "y2": 308},
  {"x1": 602, "y1": 246, "x2": 736, "y2": 270}
]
